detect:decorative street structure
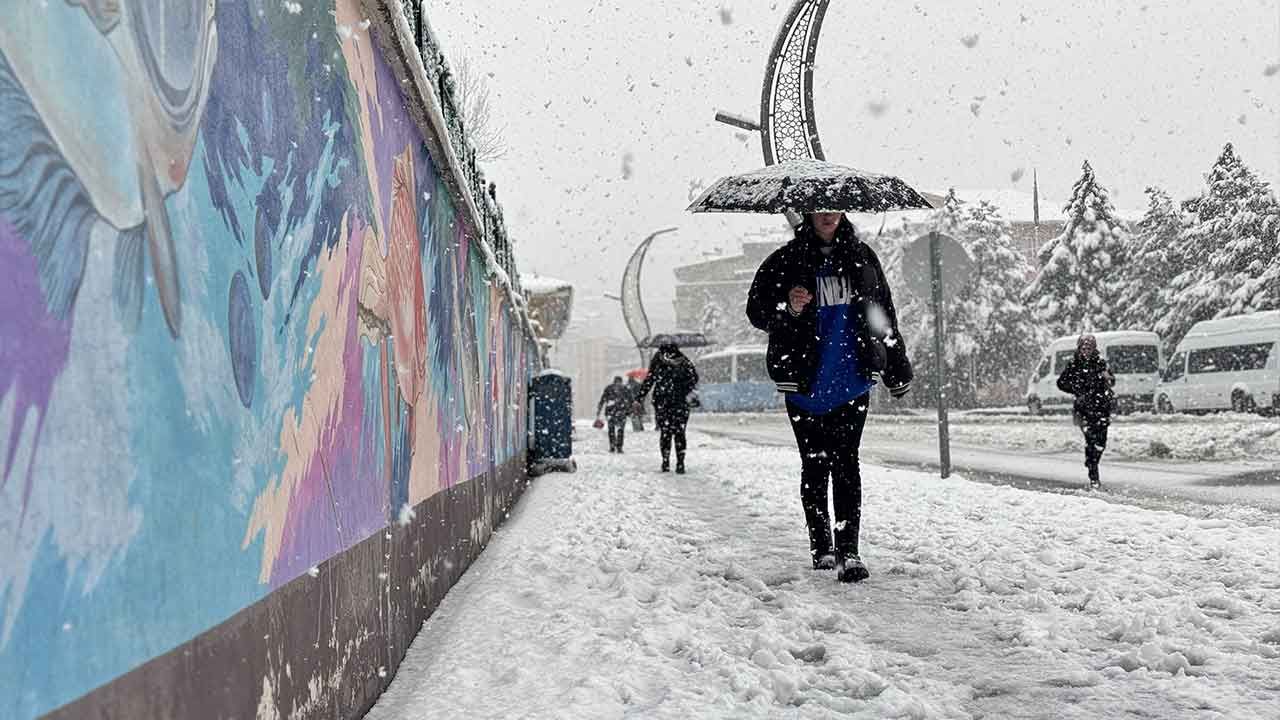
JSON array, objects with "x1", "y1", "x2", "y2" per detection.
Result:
[
  {"x1": 716, "y1": 0, "x2": 832, "y2": 166},
  {"x1": 619, "y1": 227, "x2": 679, "y2": 365},
  {"x1": 901, "y1": 232, "x2": 976, "y2": 478}
]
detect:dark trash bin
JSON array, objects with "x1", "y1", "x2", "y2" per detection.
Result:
[{"x1": 528, "y1": 370, "x2": 577, "y2": 475}]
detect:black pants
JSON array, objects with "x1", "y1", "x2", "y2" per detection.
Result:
[
  {"x1": 655, "y1": 406, "x2": 689, "y2": 460},
  {"x1": 607, "y1": 416, "x2": 627, "y2": 451},
  {"x1": 1083, "y1": 421, "x2": 1109, "y2": 468},
  {"x1": 786, "y1": 397, "x2": 869, "y2": 560}
]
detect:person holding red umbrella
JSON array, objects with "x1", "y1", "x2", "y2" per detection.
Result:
[{"x1": 625, "y1": 371, "x2": 647, "y2": 432}]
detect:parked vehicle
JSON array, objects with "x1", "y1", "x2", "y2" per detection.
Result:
[
  {"x1": 1026, "y1": 331, "x2": 1163, "y2": 415},
  {"x1": 1156, "y1": 311, "x2": 1280, "y2": 415},
  {"x1": 696, "y1": 346, "x2": 785, "y2": 413}
]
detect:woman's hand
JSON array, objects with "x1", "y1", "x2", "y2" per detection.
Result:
[{"x1": 788, "y1": 286, "x2": 813, "y2": 315}]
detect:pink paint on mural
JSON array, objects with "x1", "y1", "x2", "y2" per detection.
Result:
[
  {"x1": 386, "y1": 149, "x2": 427, "y2": 408},
  {"x1": 244, "y1": 214, "x2": 386, "y2": 585}
]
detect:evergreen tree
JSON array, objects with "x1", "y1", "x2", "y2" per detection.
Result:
[
  {"x1": 1116, "y1": 187, "x2": 1184, "y2": 332},
  {"x1": 960, "y1": 201, "x2": 1040, "y2": 393},
  {"x1": 891, "y1": 192, "x2": 1038, "y2": 407},
  {"x1": 1024, "y1": 161, "x2": 1130, "y2": 337},
  {"x1": 1158, "y1": 144, "x2": 1280, "y2": 347},
  {"x1": 700, "y1": 288, "x2": 763, "y2": 348}
]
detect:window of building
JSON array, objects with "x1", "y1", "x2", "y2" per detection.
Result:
[
  {"x1": 701, "y1": 356, "x2": 732, "y2": 384},
  {"x1": 736, "y1": 353, "x2": 770, "y2": 382}
]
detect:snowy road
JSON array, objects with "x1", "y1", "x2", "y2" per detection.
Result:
[
  {"x1": 366, "y1": 426, "x2": 1280, "y2": 719},
  {"x1": 696, "y1": 413, "x2": 1280, "y2": 519}
]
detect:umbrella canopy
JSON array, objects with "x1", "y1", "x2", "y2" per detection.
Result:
[
  {"x1": 638, "y1": 332, "x2": 714, "y2": 349},
  {"x1": 624, "y1": 368, "x2": 648, "y2": 381},
  {"x1": 686, "y1": 159, "x2": 932, "y2": 215}
]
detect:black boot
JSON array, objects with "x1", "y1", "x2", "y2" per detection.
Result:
[
  {"x1": 675, "y1": 454, "x2": 686, "y2": 474},
  {"x1": 1088, "y1": 463, "x2": 1100, "y2": 488},
  {"x1": 661, "y1": 456, "x2": 670, "y2": 473}
]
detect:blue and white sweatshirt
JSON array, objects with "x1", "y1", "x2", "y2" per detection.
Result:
[{"x1": 786, "y1": 249, "x2": 876, "y2": 415}]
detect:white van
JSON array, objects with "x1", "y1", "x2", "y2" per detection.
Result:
[
  {"x1": 1026, "y1": 331, "x2": 1163, "y2": 415},
  {"x1": 1156, "y1": 311, "x2": 1280, "y2": 414}
]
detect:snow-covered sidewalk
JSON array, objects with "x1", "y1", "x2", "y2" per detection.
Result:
[{"x1": 366, "y1": 426, "x2": 1280, "y2": 719}]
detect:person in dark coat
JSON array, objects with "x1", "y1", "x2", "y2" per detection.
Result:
[
  {"x1": 596, "y1": 376, "x2": 631, "y2": 453},
  {"x1": 635, "y1": 344, "x2": 699, "y2": 473},
  {"x1": 746, "y1": 212, "x2": 913, "y2": 583},
  {"x1": 626, "y1": 377, "x2": 647, "y2": 431},
  {"x1": 1056, "y1": 334, "x2": 1115, "y2": 488}
]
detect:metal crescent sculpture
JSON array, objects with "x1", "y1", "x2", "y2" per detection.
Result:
[
  {"x1": 760, "y1": 0, "x2": 831, "y2": 164},
  {"x1": 619, "y1": 227, "x2": 678, "y2": 358}
]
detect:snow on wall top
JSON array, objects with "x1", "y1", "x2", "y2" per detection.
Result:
[{"x1": 520, "y1": 275, "x2": 573, "y2": 295}]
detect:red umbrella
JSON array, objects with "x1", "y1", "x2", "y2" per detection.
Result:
[{"x1": 625, "y1": 368, "x2": 648, "y2": 380}]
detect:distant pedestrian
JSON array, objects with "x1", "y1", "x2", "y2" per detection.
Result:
[
  {"x1": 746, "y1": 212, "x2": 912, "y2": 583},
  {"x1": 626, "y1": 377, "x2": 646, "y2": 431},
  {"x1": 596, "y1": 376, "x2": 631, "y2": 453},
  {"x1": 635, "y1": 343, "x2": 699, "y2": 473},
  {"x1": 1056, "y1": 334, "x2": 1115, "y2": 489}
]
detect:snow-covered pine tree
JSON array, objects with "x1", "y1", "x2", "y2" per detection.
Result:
[
  {"x1": 701, "y1": 288, "x2": 765, "y2": 348},
  {"x1": 1158, "y1": 144, "x2": 1280, "y2": 347},
  {"x1": 1116, "y1": 187, "x2": 1184, "y2": 332},
  {"x1": 1024, "y1": 161, "x2": 1129, "y2": 337},
  {"x1": 891, "y1": 192, "x2": 1038, "y2": 407},
  {"x1": 958, "y1": 201, "x2": 1040, "y2": 400}
]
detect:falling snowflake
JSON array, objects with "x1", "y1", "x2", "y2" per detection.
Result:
[
  {"x1": 960, "y1": 34, "x2": 980, "y2": 48},
  {"x1": 719, "y1": 5, "x2": 734, "y2": 25},
  {"x1": 398, "y1": 503, "x2": 417, "y2": 526}
]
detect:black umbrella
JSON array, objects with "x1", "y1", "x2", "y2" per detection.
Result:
[
  {"x1": 639, "y1": 332, "x2": 714, "y2": 349},
  {"x1": 686, "y1": 159, "x2": 931, "y2": 215}
]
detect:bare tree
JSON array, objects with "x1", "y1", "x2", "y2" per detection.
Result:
[{"x1": 451, "y1": 53, "x2": 508, "y2": 163}]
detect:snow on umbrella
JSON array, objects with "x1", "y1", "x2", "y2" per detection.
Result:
[
  {"x1": 686, "y1": 159, "x2": 932, "y2": 215},
  {"x1": 638, "y1": 332, "x2": 714, "y2": 349}
]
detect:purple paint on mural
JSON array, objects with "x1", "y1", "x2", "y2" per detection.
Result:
[
  {"x1": 0, "y1": 216, "x2": 72, "y2": 512},
  {"x1": 369, "y1": 51, "x2": 427, "y2": 241},
  {"x1": 269, "y1": 221, "x2": 386, "y2": 586}
]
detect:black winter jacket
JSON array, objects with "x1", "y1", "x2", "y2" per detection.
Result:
[
  {"x1": 745, "y1": 219, "x2": 912, "y2": 397},
  {"x1": 637, "y1": 349, "x2": 699, "y2": 411},
  {"x1": 1057, "y1": 354, "x2": 1115, "y2": 425},
  {"x1": 597, "y1": 381, "x2": 632, "y2": 419}
]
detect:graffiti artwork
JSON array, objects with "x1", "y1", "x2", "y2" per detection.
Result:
[{"x1": 0, "y1": 2, "x2": 531, "y2": 717}]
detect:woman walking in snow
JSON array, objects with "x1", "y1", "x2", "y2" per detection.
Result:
[
  {"x1": 1056, "y1": 334, "x2": 1115, "y2": 489},
  {"x1": 635, "y1": 343, "x2": 699, "y2": 474},
  {"x1": 746, "y1": 212, "x2": 912, "y2": 583}
]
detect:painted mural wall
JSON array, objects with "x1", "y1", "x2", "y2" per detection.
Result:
[{"x1": 0, "y1": 2, "x2": 532, "y2": 718}]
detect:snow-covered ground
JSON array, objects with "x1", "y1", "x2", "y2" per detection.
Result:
[
  {"x1": 707, "y1": 410, "x2": 1280, "y2": 463},
  {"x1": 366, "y1": 425, "x2": 1280, "y2": 719},
  {"x1": 695, "y1": 412, "x2": 1280, "y2": 520}
]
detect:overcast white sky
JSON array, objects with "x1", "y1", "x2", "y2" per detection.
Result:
[{"x1": 427, "y1": 0, "x2": 1280, "y2": 340}]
